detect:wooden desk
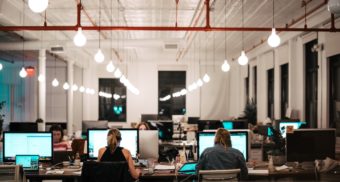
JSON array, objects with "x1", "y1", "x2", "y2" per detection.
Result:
[{"x1": 25, "y1": 169, "x2": 81, "y2": 182}]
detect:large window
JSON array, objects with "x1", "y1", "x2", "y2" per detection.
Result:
[
  {"x1": 253, "y1": 66, "x2": 257, "y2": 103},
  {"x1": 245, "y1": 65, "x2": 249, "y2": 103},
  {"x1": 281, "y1": 64, "x2": 289, "y2": 119},
  {"x1": 267, "y1": 68, "x2": 274, "y2": 119},
  {"x1": 158, "y1": 71, "x2": 186, "y2": 119},
  {"x1": 305, "y1": 39, "x2": 318, "y2": 128},
  {"x1": 98, "y1": 78, "x2": 126, "y2": 122},
  {"x1": 329, "y1": 54, "x2": 340, "y2": 137}
]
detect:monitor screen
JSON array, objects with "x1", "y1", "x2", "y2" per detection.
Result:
[
  {"x1": 198, "y1": 120, "x2": 222, "y2": 131},
  {"x1": 222, "y1": 121, "x2": 233, "y2": 130},
  {"x1": 87, "y1": 129, "x2": 139, "y2": 159},
  {"x1": 286, "y1": 129, "x2": 335, "y2": 162},
  {"x1": 188, "y1": 117, "x2": 200, "y2": 124},
  {"x1": 156, "y1": 121, "x2": 173, "y2": 141},
  {"x1": 198, "y1": 131, "x2": 249, "y2": 161},
  {"x1": 279, "y1": 121, "x2": 306, "y2": 138},
  {"x1": 3, "y1": 132, "x2": 53, "y2": 162},
  {"x1": 9, "y1": 122, "x2": 38, "y2": 132}
]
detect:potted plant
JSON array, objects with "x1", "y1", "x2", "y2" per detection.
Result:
[
  {"x1": 243, "y1": 98, "x2": 257, "y2": 127},
  {"x1": 267, "y1": 127, "x2": 286, "y2": 166}
]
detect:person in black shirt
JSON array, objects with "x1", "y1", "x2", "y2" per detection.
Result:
[{"x1": 98, "y1": 128, "x2": 141, "y2": 179}]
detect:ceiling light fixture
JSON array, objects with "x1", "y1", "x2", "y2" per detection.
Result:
[
  {"x1": 28, "y1": 0, "x2": 48, "y2": 13},
  {"x1": 73, "y1": 27, "x2": 86, "y2": 47},
  {"x1": 268, "y1": 0, "x2": 281, "y2": 48},
  {"x1": 63, "y1": 82, "x2": 70, "y2": 90},
  {"x1": 203, "y1": 33, "x2": 210, "y2": 83},
  {"x1": 222, "y1": 0, "x2": 231, "y2": 72},
  {"x1": 52, "y1": 78, "x2": 59, "y2": 87},
  {"x1": 94, "y1": 0, "x2": 105, "y2": 63},
  {"x1": 79, "y1": 86, "x2": 85, "y2": 92},
  {"x1": 238, "y1": 0, "x2": 249, "y2": 66},
  {"x1": 38, "y1": 74, "x2": 45, "y2": 82},
  {"x1": 72, "y1": 84, "x2": 78, "y2": 91},
  {"x1": 0, "y1": 63, "x2": 3, "y2": 71},
  {"x1": 106, "y1": 61, "x2": 115, "y2": 72}
]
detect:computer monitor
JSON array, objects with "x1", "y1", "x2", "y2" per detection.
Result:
[
  {"x1": 82, "y1": 120, "x2": 108, "y2": 133},
  {"x1": 198, "y1": 120, "x2": 222, "y2": 131},
  {"x1": 139, "y1": 130, "x2": 159, "y2": 159},
  {"x1": 3, "y1": 132, "x2": 53, "y2": 162},
  {"x1": 155, "y1": 120, "x2": 173, "y2": 141},
  {"x1": 9, "y1": 122, "x2": 38, "y2": 132},
  {"x1": 232, "y1": 120, "x2": 248, "y2": 129},
  {"x1": 141, "y1": 114, "x2": 158, "y2": 122},
  {"x1": 87, "y1": 129, "x2": 139, "y2": 159},
  {"x1": 197, "y1": 130, "x2": 249, "y2": 161},
  {"x1": 286, "y1": 129, "x2": 335, "y2": 162},
  {"x1": 279, "y1": 121, "x2": 306, "y2": 138},
  {"x1": 188, "y1": 117, "x2": 200, "y2": 124},
  {"x1": 256, "y1": 125, "x2": 273, "y2": 137},
  {"x1": 222, "y1": 121, "x2": 233, "y2": 130}
]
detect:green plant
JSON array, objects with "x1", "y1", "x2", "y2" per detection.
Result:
[
  {"x1": 267, "y1": 127, "x2": 285, "y2": 156},
  {"x1": 243, "y1": 98, "x2": 257, "y2": 125}
]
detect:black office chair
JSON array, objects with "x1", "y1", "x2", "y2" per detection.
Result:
[{"x1": 81, "y1": 161, "x2": 133, "y2": 182}]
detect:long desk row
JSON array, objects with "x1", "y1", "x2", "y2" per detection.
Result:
[{"x1": 23, "y1": 162, "x2": 335, "y2": 182}]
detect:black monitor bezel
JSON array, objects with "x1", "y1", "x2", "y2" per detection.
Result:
[
  {"x1": 286, "y1": 129, "x2": 336, "y2": 162},
  {"x1": 3, "y1": 131, "x2": 53, "y2": 162},
  {"x1": 197, "y1": 130, "x2": 249, "y2": 162},
  {"x1": 87, "y1": 128, "x2": 139, "y2": 160}
]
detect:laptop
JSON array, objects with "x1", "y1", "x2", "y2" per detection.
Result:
[
  {"x1": 178, "y1": 162, "x2": 197, "y2": 175},
  {"x1": 15, "y1": 155, "x2": 39, "y2": 171}
]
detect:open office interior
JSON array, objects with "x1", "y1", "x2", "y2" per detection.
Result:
[{"x1": 1, "y1": 0, "x2": 340, "y2": 181}]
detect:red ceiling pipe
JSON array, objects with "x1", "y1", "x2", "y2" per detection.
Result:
[
  {"x1": 205, "y1": 0, "x2": 211, "y2": 29},
  {"x1": 76, "y1": 2, "x2": 82, "y2": 27},
  {"x1": 0, "y1": 26, "x2": 338, "y2": 32}
]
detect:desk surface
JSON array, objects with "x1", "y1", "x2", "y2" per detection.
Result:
[{"x1": 23, "y1": 163, "x2": 318, "y2": 181}]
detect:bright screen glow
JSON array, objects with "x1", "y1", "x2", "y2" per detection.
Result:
[
  {"x1": 15, "y1": 155, "x2": 39, "y2": 170},
  {"x1": 4, "y1": 133, "x2": 52, "y2": 161},
  {"x1": 222, "y1": 121, "x2": 233, "y2": 130},
  {"x1": 279, "y1": 122, "x2": 305, "y2": 138},
  {"x1": 88, "y1": 129, "x2": 138, "y2": 159},
  {"x1": 198, "y1": 132, "x2": 248, "y2": 161}
]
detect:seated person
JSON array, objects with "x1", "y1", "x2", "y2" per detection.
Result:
[
  {"x1": 98, "y1": 128, "x2": 141, "y2": 180},
  {"x1": 197, "y1": 128, "x2": 248, "y2": 180},
  {"x1": 50, "y1": 124, "x2": 70, "y2": 151},
  {"x1": 136, "y1": 122, "x2": 150, "y2": 130}
]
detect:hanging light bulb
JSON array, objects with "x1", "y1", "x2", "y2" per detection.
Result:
[
  {"x1": 114, "y1": 68, "x2": 122, "y2": 78},
  {"x1": 106, "y1": 61, "x2": 115, "y2": 73},
  {"x1": 72, "y1": 84, "x2": 78, "y2": 91},
  {"x1": 221, "y1": 60, "x2": 230, "y2": 72},
  {"x1": 203, "y1": 73, "x2": 210, "y2": 83},
  {"x1": 120, "y1": 75, "x2": 126, "y2": 84},
  {"x1": 192, "y1": 82, "x2": 198, "y2": 90},
  {"x1": 28, "y1": 0, "x2": 48, "y2": 13},
  {"x1": 79, "y1": 86, "x2": 85, "y2": 93},
  {"x1": 267, "y1": 28, "x2": 281, "y2": 48},
  {"x1": 94, "y1": 49, "x2": 105, "y2": 63},
  {"x1": 238, "y1": 51, "x2": 249, "y2": 66},
  {"x1": 73, "y1": 27, "x2": 87, "y2": 47},
  {"x1": 38, "y1": 74, "x2": 45, "y2": 82},
  {"x1": 0, "y1": 63, "x2": 3, "y2": 71},
  {"x1": 63, "y1": 82, "x2": 70, "y2": 90},
  {"x1": 19, "y1": 67, "x2": 27, "y2": 78},
  {"x1": 52, "y1": 78, "x2": 59, "y2": 87},
  {"x1": 196, "y1": 79, "x2": 203, "y2": 87}
]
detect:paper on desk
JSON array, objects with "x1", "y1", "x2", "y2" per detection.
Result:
[
  {"x1": 73, "y1": 171, "x2": 82, "y2": 175},
  {"x1": 46, "y1": 170, "x2": 64, "y2": 174},
  {"x1": 248, "y1": 168, "x2": 269, "y2": 174},
  {"x1": 275, "y1": 165, "x2": 289, "y2": 171},
  {"x1": 154, "y1": 164, "x2": 175, "y2": 170}
]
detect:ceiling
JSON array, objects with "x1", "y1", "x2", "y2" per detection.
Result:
[{"x1": 0, "y1": 0, "x2": 332, "y2": 67}]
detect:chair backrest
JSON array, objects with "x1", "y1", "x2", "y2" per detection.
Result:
[
  {"x1": 199, "y1": 169, "x2": 241, "y2": 182},
  {"x1": 81, "y1": 161, "x2": 133, "y2": 182},
  {"x1": 0, "y1": 165, "x2": 25, "y2": 182}
]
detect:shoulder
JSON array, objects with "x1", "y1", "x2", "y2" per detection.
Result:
[
  {"x1": 229, "y1": 148, "x2": 245, "y2": 157},
  {"x1": 121, "y1": 148, "x2": 132, "y2": 159},
  {"x1": 99, "y1": 147, "x2": 107, "y2": 153}
]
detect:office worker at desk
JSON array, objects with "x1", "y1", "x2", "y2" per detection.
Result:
[
  {"x1": 50, "y1": 124, "x2": 70, "y2": 151},
  {"x1": 136, "y1": 122, "x2": 150, "y2": 130},
  {"x1": 98, "y1": 128, "x2": 141, "y2": 179},
  {"x1": 197, "y1": 128, "x2": 248, "y2": 180}
]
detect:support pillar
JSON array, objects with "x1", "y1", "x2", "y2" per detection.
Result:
[
  {"x1": 67, "y1": 61, "x2": 74, "y2": 137},
  {"x1": 38, "y1": 49, "x2": 46, "y2": 131}
]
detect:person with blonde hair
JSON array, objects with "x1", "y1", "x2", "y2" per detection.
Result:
[
  {"x1": 197, "y1": 128, "x2": 248, "y2": 180},
  {"x1": 98, "y1": 128, "x2": 141, "y2": 179}
]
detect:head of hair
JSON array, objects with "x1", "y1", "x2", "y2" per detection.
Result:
[
  {"x1": 107, "y1": 128, "x2": 122, "y2": 153},
  {"x1": 49, "y1": 124, "x2": 64, "y2": 143},
  {"x1": 214, "y1": 128, "x2": 232, "y2": 149},
  {"x1": 136, "y1": 122, "x2": 150, "y2": 130},
  {"x1": 35, "y1": 118, "x2": 43, "y2": 123}
]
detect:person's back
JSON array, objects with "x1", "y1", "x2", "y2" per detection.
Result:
[
  {"x1": 100, "y1": 146, "x2": 126, "y2": 162},
  {"x1": 198, "y1": 144, "x2": 245, "y2": 170},
  {"x1": 197, "y1": 128, "x2": 248, "y2": 180}
]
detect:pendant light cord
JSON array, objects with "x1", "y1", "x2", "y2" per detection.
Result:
[
  {"x1": 224, "y1": 0, "x2": 227, "y2": 58},
  {"x1": 110, "y1": 0, "x2": 113, "y2": 61},
  {"x1": 98, "y1": 0, "x2": 101, "y2": 49},
  {"x1": 22, "y1": 1, "x2": 25, "y2": 68},
  {"x1": 242, "y1": 0, "x2": 244, "y2": 51},
  {"x1": 272, "y1": 0, "x2": 275, "y2": 28}
]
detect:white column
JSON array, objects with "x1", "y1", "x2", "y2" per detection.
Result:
[
  {"x1": 67, "y1": 61, "x2": 74, "y2": 137},
  {"x1": 38, "y1": 49, "x2": 46, "y2": 131}
]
